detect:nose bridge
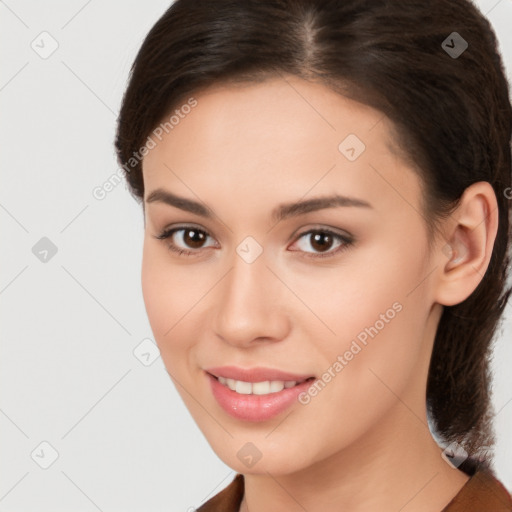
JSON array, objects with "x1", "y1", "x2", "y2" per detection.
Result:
[
  {"x1": 213, "y1": 241, "x2": 289, "y2": 344},
  {"x1": 221, "y1": 246, "x2": 271, "y2": 318}
]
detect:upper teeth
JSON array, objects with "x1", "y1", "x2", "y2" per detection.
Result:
[{"x1": 218, "y1": 376, "x2": 299, "y2": 394}]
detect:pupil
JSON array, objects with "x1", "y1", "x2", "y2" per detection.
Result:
[
  {"x1": 311, "y1": 232, "x2": 332, "y2": 252},
  {"x1": 185, "y1": 229, "x2": 205, "y2": 248}
]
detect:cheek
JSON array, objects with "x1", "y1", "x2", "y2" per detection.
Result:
[
  {"x1": 297, "y1": 241, "x2": 431, "y2": 433},
  {"x1": 141, "y1": 240, "x2": 223, "y2": 376},
  {"x1": 291, "y1": 231, "x2": 429, "y2": 348},
  {"x1": 309, "y1": 305, "x2": 427, "y2": 445},
  {"x1": 141, "y1": 243, "x2": 169, "y2": 337},
  {"x1": 141, "y1": 243, "x2": 195, "y2": 361},
  {"x1": 301, "y1": 234, "x2": 430, "y2": 379}
]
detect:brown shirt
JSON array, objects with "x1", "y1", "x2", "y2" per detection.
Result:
[{"x1": 197, "y1": 469, "x2": 512, "y2": 511}]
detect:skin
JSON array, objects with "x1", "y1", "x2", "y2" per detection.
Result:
[{"x1": 140, "y1": 75, "x2": 498, "y2": 512}]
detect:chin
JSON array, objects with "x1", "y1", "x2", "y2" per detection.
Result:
[{"x1": 206, "y1": 433, "x2": 316, "y2": 476}]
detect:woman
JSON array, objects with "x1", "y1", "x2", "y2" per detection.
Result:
[{"x1": 115, "y1": 0, "x2": 512, "y2": 510}]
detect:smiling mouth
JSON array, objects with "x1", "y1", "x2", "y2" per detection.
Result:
[{"x1": 211, "y1": 374, "x2": 316, "y2": 395}]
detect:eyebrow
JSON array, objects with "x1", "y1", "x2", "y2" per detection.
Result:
[{"x1": 145, "y1": 188, "x2": 372, "y2": 223}]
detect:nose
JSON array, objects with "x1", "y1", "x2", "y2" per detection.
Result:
[{"x1": 212, "y1": 250, "x2": 291, "y2": 348}]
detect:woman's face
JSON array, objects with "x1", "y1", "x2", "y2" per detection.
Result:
[{"x1": 141, "y1": 75, "x2": 446, "y2": 475}]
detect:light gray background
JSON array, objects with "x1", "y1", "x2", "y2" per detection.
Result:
[{"x1": 1, "y1": 1, "x2": 511, "y2": 510}]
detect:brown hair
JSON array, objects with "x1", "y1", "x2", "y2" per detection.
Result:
[{"x1": 115, "y1": 0, "x2": 512, "y2": 474}]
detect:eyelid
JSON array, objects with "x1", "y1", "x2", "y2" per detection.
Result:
[
  {"x1": 291, "y1": 224, "x2": 353, "y2": 242},
  {"x1": 155, "y1": 224, "x2": 218, "y2": 254},
  {"x1": 288, "y1": 226, "x2": 354, "y2": 258},
  {"x1": 154, "y1": 223, "x2": 354, "y2": 258}
]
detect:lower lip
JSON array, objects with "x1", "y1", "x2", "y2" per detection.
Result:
[{"x1": 207, "y1": 372, "x2": 314, "y2": 422}]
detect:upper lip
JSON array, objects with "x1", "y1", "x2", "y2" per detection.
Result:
[{"x1": 205, "y1": 366, "x2": 315, "y2": 383}]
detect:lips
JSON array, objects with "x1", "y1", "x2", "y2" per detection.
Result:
[
  {"x1": 206, "y1": 372, "x2": 316, "y2": 421},
  {"x1": 205, "y1": 365, "x2": 315, "y2": 383}
]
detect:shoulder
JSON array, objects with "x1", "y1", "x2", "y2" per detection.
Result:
[
  {"x1": 196, "y1": 473, "x2": 244, "y2": 512},
  {"x1": 441, "y1": 468, "x2": 512, "y2": 512}
]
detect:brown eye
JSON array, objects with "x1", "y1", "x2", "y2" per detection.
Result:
[
  {"x1": 309, "y1": 232, "x2": 335, "y2": 252},
  {"x1": 290, "y1": 228, "x2": 353, "y2": 259},
  {"x1": 182, "y1": 229, "x2": 207, "y2": 249},
  {"x1": 155, "y1": 226, "x2": 216, "y2": 256}
]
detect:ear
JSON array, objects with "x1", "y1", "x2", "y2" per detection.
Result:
[{"x1": 433, "y1": 181, "x2": 499, "y2": 306}]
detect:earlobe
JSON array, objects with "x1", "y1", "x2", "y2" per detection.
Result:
[{"x1": 434, "y1": 182, "x2": 498, "y2": 307}]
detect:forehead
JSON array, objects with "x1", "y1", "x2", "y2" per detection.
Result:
[
  {"x1": 147, "y1": 76, "x2": 390, "y2": 155},
  {"x1": 142, "y1": 76, "x2": 422, "y2": 216}
]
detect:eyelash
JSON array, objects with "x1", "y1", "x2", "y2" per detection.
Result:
[{"x1": 154, "y1": 225, "x2": 354, "y2": 260}]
